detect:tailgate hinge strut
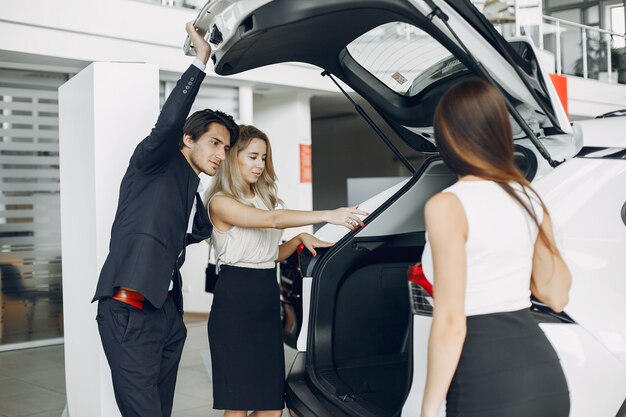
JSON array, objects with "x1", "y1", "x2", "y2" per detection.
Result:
[{"x1": 321, "y1": 71, "x2": 416, "y2": 175}]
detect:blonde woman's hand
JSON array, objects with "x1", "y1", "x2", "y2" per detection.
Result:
[
  {"x1": 324, "y1": 206, "x2": 368, "y2": 230},
  {"x1": 299, "y1": 233, "x2": 334, "y2": 257}
]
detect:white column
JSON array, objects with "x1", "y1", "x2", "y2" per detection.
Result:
[
  {"x1": 180, "y1": 86, "x2": 254, "y2": 313},
  {"x1": 254, "y1": 93, "x2": 314, "y2": 240},
  {"x1": 238, "y1": 85, "x2": 254, "y2": 124},
  {"x1": 59, "y1": 62, "x2": 159, "y2": 417}
]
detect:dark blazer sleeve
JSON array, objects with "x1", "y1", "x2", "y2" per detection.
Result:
[{"x1": 133, "y1": 64, "x2": 206, "y2": 172}]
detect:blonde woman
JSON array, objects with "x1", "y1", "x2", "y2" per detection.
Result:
[{"x1": 205, "y1": 125, "x2": 366, "y2": 417}]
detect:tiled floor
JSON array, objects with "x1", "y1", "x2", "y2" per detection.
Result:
[{"x1": 0, "y1": 314, "x2": 297, "y2": 417}]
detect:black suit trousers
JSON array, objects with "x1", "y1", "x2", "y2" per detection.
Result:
[{"x1": 96, "y1": 297, "x2": 187, "y2": 417}]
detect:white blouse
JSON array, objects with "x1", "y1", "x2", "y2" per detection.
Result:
[
  {"x1": 421, "y1": 180, "x2": 544, "y2": 316},
  {"x1": 209, "y1": 193, "x2": 283, "y2": 270}
]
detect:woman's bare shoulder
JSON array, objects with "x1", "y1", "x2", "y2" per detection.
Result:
[{"x1": 425, "y1": 192, "x2": 463, "y2": 216}]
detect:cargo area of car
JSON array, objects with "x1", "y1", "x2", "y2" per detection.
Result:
[
  {"x1": 331, "y1": 241, "x2": 421, "y2": 415},
  {"x1": 305, "y1": 159, "x2": 456, "y2": 417}
]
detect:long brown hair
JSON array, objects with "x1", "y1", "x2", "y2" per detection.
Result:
[
  {"x1": 433, "y1": 78, "x2": 554, "y2": 252},
  {"x1": 205, "y1": 124, "x2": 282, "y2": 211}
]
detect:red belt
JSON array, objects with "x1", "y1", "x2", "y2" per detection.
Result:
[{"x1": 112, "y1": 288, "x2": 145, "y2": 310}]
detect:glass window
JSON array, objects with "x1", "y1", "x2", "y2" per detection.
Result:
[
  {"x1": 611, "y1": 6, "x2": 625, "y2": 47},
  {"x1": 0, "y1": 68, "x2": 67, "y2": 347},
  {"x1": 346, "y1": 22, "x2": 467, "y2": 97},
  {"x1": 585, "y1": 5, "x2": 599, "y2": 25},
  {"x1": 551, "y1": 8, "x2": 582, "y2": 23},
  {"x1": 129, "y1": 0, "x2": 203, "y2": 9},
  {"x1": 547, "y1": 0, "x2": 581, "y2": 7}
]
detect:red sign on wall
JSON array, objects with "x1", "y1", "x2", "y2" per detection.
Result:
[{"x1": 300, "y1": 144, "x2": 312, "y2": 183}]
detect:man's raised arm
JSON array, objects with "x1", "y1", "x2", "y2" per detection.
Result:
[{"x1": 133, "y1": 23, "x2": 212, "y2": 172}]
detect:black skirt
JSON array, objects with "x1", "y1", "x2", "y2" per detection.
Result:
[
  {"x1": 208, "y1": 265, "x2": 285, "y2": 411},
  {"x1": 446, "y1": 308, "x2": 570, "y2": 417}
]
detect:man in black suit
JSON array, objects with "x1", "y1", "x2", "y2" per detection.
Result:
[{"x1": 92, "y1": 23, "x2": 238, "y2": 417}]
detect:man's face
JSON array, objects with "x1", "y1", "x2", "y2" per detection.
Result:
[{"x1": 182, "y1": 122, "x2": 231, "y2": 176}]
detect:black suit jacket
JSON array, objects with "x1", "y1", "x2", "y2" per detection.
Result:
[{"x1": 93, "y1": 64, "x2": 212, "y2": 311}]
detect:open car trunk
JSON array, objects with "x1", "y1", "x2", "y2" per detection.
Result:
[{"x1": 304, "y1": 158, "x2": 457, "y2": 417}]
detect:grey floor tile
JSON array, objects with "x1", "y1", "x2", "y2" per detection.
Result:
[
  {"x1": 184, "y1": 324, "x2": 208, "y2": 348},
  {"x1": 21, "y1": 345, "x2": 64, "y2": 363},
  {"x1": 0, "y1": 379, "x2": 53, "y2": 399},
  {"x1": 176, "y1": 368, "x2": 211, "y2": 388},
  {"x1": 0, "y1": 363, "x2": 64, "y2": 384},
  {"x1": 0, "y1": 352, "x2": 61, "y2": 379},
  {"x1": 0, "y1": 352, "x2": 48, "y2": 371},
  {"x1": 23, "y1": 409, "x2": 64, "y2": 417},
  {"x1": 172, "y1": 405, "x2": 222, "y2": 417},
  {"x1": 15, "y1": 367, "x2": 66, "y2": 394},
  {"x1": 179, "y1": 348, "x2": 206, "y2": 369},
  {"x1": 0, "y1": 389, "x2": 66, "y2": 417},
  {"x1": 172, "y1": 392, "x2": 212, "y2": 413},
  {"x1": 177, "y1": 381, "x2": 212, "y2": 401},
  {"x1": 176, "y1": 367, "x2": 211, "y2": 390}
]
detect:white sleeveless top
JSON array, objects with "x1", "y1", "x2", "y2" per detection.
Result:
[
  {"x1": 209, "y1": 193, "x2": 283, "y2": 270},
  {"x1": 421, "y1": 180, "x2": 543, "y2": 316}
]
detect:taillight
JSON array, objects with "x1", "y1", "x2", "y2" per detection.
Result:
[{"x1": 407, "y1": 263, "x2": 433, "y2": 316}]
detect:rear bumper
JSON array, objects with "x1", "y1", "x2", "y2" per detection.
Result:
[{"x1": 286, "y1": 352, "x2": 351, "y2": 417}]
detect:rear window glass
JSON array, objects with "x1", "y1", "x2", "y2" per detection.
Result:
[{"x1": 347, "y1": 22, "x2": 467, "y2": 97}]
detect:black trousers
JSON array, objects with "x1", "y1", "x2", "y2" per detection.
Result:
[{"x1": 97, "y1": 296, "x2": 187, "y2": 417}]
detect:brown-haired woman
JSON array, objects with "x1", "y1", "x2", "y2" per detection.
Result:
[
  {"x1": 420, "y1": 79, "x2": 571, "y2": 417},
  {"x1": 205, "y1": 125, "x2": 367, "y2": 417}
]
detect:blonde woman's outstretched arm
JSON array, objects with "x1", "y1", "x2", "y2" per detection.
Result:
[{"x1": 209, "y1": 194, "x2": 367, "y2": 231}]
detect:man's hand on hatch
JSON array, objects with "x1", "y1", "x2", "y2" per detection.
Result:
[{"x1": 186, "y1": 21, "x2": 211, "y2": 65}]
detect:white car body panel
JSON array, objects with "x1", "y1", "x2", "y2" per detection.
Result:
[
  {"x1": 297, "y1": 276, "x2": 313, "y2": 352},
  {"x1": 505, "y1": 34, "x2": 572, "y2": 134},
  {"x1": 573, "y1": 117, "x2": 626, "y2": 147},
  {"x1": 315, "y1": 178, "x2": 409, "y2": 243},
  {"x1": 401, "y1": 316, "x2": 441, "y2": 417},
  {"x1": 540, "y1": 324, "x2": 626, "y2": 417},
  {"x1": 184, "y1": 0, "x2": 274, "y2": 56},
  {"x1": 516, "y1": 134, "x2": 582, "y2": 180},
  {"x1": 534, "y1": 158, "x2": 626, "y2": 366}
]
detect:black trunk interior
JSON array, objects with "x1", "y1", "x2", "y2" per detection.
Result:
[
  {"x1": 307, "y1": 159, "x2": 457, "y2": 417},
  {"x1": 332, "y1": 241, "x2": 423, "y2": 415}
]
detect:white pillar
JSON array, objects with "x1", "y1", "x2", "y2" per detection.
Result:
[
  {"x1": 59, "y1": 62, "x2": 159, "y2": 417},
  {"x1": 238, "y1": 85, "x2": 254, "y2": 124},
  {"x1": 254, "y1": 93, "x2": 313, "y2": 240}
]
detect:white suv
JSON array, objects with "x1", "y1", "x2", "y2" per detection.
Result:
[{"x1": 189, "y1": 1, "x2": 626, "y2": 416}]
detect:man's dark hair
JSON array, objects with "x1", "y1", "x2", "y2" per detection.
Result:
[{"x1": 180, "y1": 109, "x2": 239, "y2": 149}]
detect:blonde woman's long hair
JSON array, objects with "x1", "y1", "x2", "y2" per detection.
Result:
[{"x1": 205, "y1": 124, "x2": 282, "y2": 211}]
